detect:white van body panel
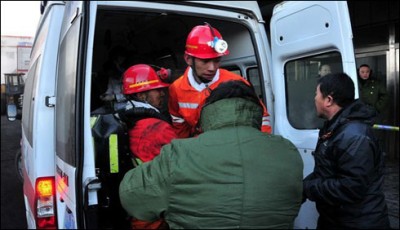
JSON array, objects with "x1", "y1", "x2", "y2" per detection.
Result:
[
  {"x1": 22, "y1": 129, "x2": 35, "y2": 228},
  {"x1": 53, "y1": 2, "x2": 85, "y2": 229},
  {"x1": 56, "y1": 156, "x2": 78, "y2": 229},
  {"x1": 83, "y1": 0, "x2": 99, "y2": 208},
  {"x1": 20, "y1": 2, "x2": 65, "y2": 229},
  {"x1": 270, "y1": 1, "x2": 357, "y2": 228}
]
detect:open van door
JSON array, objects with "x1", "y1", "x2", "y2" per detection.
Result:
[
  {"x1": 54, "y1": 1, "x2": 94, "y2": 229},
  {"x1": 270, "y1": 1, "x2": 357, "y2": 229}
]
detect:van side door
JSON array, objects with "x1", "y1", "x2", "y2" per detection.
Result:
[
  {"x1": 270, "y1": 1, "x2": 357, "y2": 229},
  {"x1": 54, "y1": 1, "x2": 93, "y2": 229}
]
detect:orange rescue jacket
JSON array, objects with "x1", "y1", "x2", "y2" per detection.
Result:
[{"x1": 168, "y1": 67, "x2": 271, "y2": 138}]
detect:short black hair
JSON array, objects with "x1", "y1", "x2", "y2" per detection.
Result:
[
  {"x1": 359, "y1": 64, "x2": 370, "y2": 69},
  {"x1": 204, "y1": 80, "x2": 261, "y2": 108},
  {"x1": 317, "y1": 72, "x2": 355, "y2": 107}
]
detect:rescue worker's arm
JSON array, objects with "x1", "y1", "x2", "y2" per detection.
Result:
[
  {"x1": 128, "y1": 119, "x2": 177, "y2": 162},
  {"x1": 260, "y1": 100, "x2": 272, "y2": 134},
  {"x1": 168, "y1": 84, "x2": 192, "y2": 138},
  {"x1": 303, "y1": 134, "x2": 374, "y2": 205},
  {"x1": 119, "y1": 144, "x2": 173, "y2": 221}
]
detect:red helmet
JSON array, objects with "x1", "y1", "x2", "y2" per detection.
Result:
[
  {"x1": 122, "y1": 64, "x2": 170, "y2": 95},
  {"x1": 185, "y1": 23, "x2": 229, "y2": 59}
]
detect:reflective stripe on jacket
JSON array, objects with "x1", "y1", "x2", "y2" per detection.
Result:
[{"x1": 168, "y1": 67, "x2": 271, "y2": 138}]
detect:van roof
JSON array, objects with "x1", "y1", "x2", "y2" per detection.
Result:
[{"x1": 186, "y1": 1, "x2": 263, "y2": 21}]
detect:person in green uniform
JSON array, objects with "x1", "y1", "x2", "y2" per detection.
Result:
[
  {"x1": 119, "y1": 80, "x2": 304, "y2": 229},
  {"x1": 358, "y1": 64, "x2": 388, "y2": 114}
]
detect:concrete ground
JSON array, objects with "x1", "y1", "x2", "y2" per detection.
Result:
[{"x1": 384, "y1": 160, "x2": 399, "y2": 229}]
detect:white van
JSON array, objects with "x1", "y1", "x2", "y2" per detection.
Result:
[{"x1": 10, "y1": 1, "x2": 357, "y2": 229}]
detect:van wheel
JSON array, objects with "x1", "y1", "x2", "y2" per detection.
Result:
[{"x1": 15, "y1": 150, "x2": 23, "y2": 183}]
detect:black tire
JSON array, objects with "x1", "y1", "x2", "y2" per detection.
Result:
[{"x1": 15, "y1": 150, "x2": 23, "y2": 183}]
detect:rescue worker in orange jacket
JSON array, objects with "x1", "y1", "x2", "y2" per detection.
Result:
[
  {"x1": 121, "y1": 64, "x2": 177, "y2": 229},
  {"x1": 168, "y1": 23, "x2": 272, "y2": 138}
]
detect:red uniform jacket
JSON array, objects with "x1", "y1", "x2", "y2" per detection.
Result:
[
  {"x1": 128, "y1": 117, "x2": 176, "y2": 229},
  {"x1": 128, "y1": 118, "x2": 177, "y2": 162}
]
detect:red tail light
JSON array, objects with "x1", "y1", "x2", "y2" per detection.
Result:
[{"x1": 35, "y1": 177, "x2": 58, "y2": 229}]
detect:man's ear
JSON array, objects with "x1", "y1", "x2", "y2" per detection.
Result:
[
  {"x1": 326, "y1": 95, "x2": 334, "y2": 106},
  {"x1": 184, "y1": 53, "x2": 193, "y2": 66}
]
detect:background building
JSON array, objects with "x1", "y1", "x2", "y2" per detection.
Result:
[
  {"x1": 1, "y1": 35, "x2": 33, "y2": 114},
  {"x1": 349, "y1": 1, "x2": 399, "y2": 161},
  {"x1": 1, "y1": 35, "x2": 33, "y2": 82}
]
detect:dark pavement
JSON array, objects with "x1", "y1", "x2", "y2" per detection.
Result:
[
  {"x1": 0, "y1": 115, "x2": 398, "y2": 229},
  {"x1": 385, "y1": 160, "x2": 400, "y2": 229},
  {"x1": 1, "y1": 115, "x2": 27, "y2": 229}
]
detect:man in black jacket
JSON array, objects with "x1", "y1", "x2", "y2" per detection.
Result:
[{"x1": 303, "y1": 73, "x2": 390, "y2": 229}]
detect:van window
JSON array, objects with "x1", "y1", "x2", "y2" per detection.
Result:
[
  {"x1": 219, "y1": 66, "x2": 263, "y2": 101},
  {"x1": 285, "y1": 52, "x2": 343, "y2": 129},
  {"x1": 55, "y1": 14, "x2": 81, "y2": 165},
  {"x1": 22, "y1": 58, "x2": 39, "y2": 145},
  {"x1": 228, "y1": 69, "x2": 242, "y2": 76},
  {"x1": 248, "y1": 67, "x2": 263, "y2": 100}
]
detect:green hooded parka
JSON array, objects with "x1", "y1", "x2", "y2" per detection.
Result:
[{"x1": 119, "y1": 98, "x2": 304, "y2": 229}]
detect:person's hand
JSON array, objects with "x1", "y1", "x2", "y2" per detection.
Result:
[{"x1": 100, "y1": 94, "x2": 115, "y2": 101}]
